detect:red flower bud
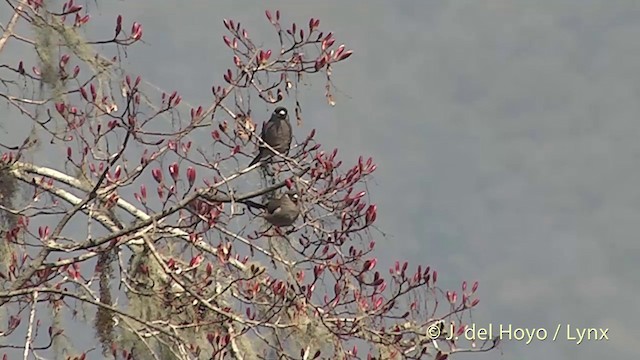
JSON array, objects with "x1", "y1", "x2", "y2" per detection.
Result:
[
  {"x1": 55, "y1": 102, "x2": 65, "y2": 115},
  {"x1": 223, "y1": 35, "x2": 232, "y2": 48},
  {"x1": 151, "y1": 168, "x2": 163, "y2": 183},
  {"x1": 211, "y1": 130, "x2": 220, "y2": 140},
  {"x1": 115, "y1": 15, "x2": 122, "y2": 36},
  {"x1": 79, "y1": 87, "x2": 88, "y2": 100},
  {"x1": 131, "y1": 22, "x2": 143, "y2": 41},
  {"x1": 338, "y1": 50, "x2": 354, "y2": 61},
  {"x1": 89, "y1": 83, "x2": 96, "y2": 100},
  {"x1": 168, "y1": 163, "x2": 179, "y2": 181},
  {"x1": 362, "y1": 259, "x2": 376, "y2": 272},
  {"x1": 186, "y1": 166, "x2": 196, "y2": 186},
  {"x1": 365, "y1": 204, "x2": 377, "y2": 225}
]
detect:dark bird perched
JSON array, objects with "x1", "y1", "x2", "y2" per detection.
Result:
[
  {"x1": 244, "y1": 190, "x2": 300, "y2": 227},
  {"x1": 248, "y1": 107, "x2": 292, "y2": 167}
]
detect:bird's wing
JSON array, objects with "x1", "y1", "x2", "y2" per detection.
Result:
[
  {"x1": 265, "y1": 196, "x2": 283, "y2": 214},
  {"x1": 260, "y1": 120, "x2": 269, "y2": 140},
  {"x1": 282, "y1": 118, "x2": 293, "y2": 147},
  {"x1": 259, "y1": 115, "x2": 276, "y2": 145}
]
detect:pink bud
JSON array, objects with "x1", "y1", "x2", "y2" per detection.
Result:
[
  {"x1": 186, "y1": 166, "x2": 196, "y2": 186},
  {"x1": 314, "y1": 265, "x2": 324, "y2": 278},
  {"x1": 168, "y1": 163, "x2": 179, "y2": 181},
  {"x1": 131, "y1": 22, "x2": 143, "y2": 41},
  {"x1": 306, "y1": 129, "x2": 316, "y2": 141},
  {"x1": 365, "y1": 204, "x2": 377, "y2": 225},
  {"x1": 55, "y1": 102, "x2": 65, "y2": 115},
  {"x1": 338, "y1": 50, "x2": 354, "y2": 61},
  {"x1": 151, "y1": 168, "x2": 163, "y2": 183},
  {"x1": 78, "y1": 14, "x2": 90, "y2": 26},
  {"x1": 182, "y1": 141, "x2": 192, "y2": 154},
  {"x1": 362, "y1": 258, "x2": 376, "y2": 272},
  {"x1": 334, "y1": 44, "x2": 346, "y2": 60},
  {"x1": 322, "y1": 37, "x2": 335, "y2": 51},
  {"x1": 211, "y1": 130, "x2": 220, "y2": 140},
  {"x1": 68, "y1": 4, "x2": 82, "y2": 13},
  {"x1": 472, "y1": 281, "x2": 479, "y2": 293},
  {"x1": 189, "y1": 254, "x2": 203, "y2": 267},
  {"x1": 59, "y1": 54, "x2": 70, "y2": 68},
  {"x1": 233, "y1": 55, "x2": 242, "y2": 67},
  {"x1": 115, "y1": 15, "x2": 122, "y2": 36}
]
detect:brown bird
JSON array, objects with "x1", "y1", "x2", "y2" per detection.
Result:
[
  {"x1": 248, "y1": 107, "x2": 292, "y2": 167},
  {"x1": 244, "y1": 190, "x2": 300, "y2": 227}
]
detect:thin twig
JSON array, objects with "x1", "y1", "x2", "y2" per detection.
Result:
[
  {"x1": 0, "y1": 1, "x2": 24, "y2": 54},
  {"x1": 23, "y1": 290, "x2": 38, "y2": 360}
]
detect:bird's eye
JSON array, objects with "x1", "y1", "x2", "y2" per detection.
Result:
[{"x1": 278, "y1": 109, "x2": 287, "y2": 116}]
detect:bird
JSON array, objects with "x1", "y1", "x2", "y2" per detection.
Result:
[
  {"x1": 244, "y1": 190, "x2": 300, "y2": 227},
  {"x1": 248, "y1": 107, "x2": 292, "y2": 167}
]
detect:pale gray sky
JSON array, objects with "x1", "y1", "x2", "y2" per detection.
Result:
[{"x1": 2, "y1": 1, "x2": 638, "y2": 359}]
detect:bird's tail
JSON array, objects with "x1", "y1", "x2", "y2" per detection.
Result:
[
  {"x1": 248, "y1": 154, "x2": 261, "y2": 167},
  {"x1": 242, "y1": 199, "x2": 266, "y2": 210}
]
